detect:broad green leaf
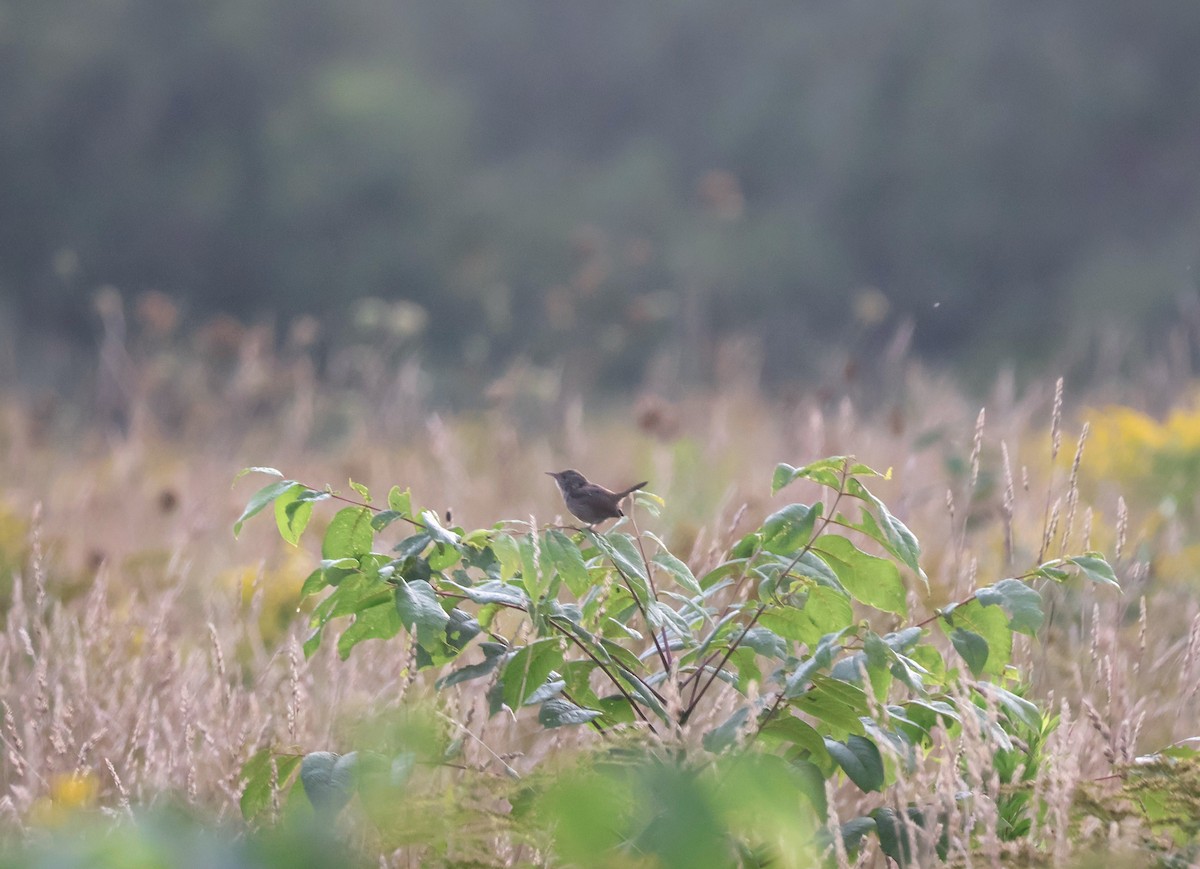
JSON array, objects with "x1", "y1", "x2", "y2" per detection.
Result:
[
  {"x1": 420, "y1": 509, "x2": 461, "y2": 547},
  {"x1": 790, "y1": 758, "x2": 829, "y2": 818},
  {"x1": 518, "y1": 533, "x2": 548, "y2": 599},
  {"x1": 544, "y1": 530, "x2": 590, "y2": 596},
  {"x1": 1067, "y1": 553, "x2": 1120, "y2": 588},
  {"x1": 444, "y1": 608, "x2": 481, "y2": 653},
  {"x1": 322, "y1": 507, "x2": 374, "y2": 560},
  {"x1": 760, "y1": 586, "x2": 854, "y2": 646},
  {"x1": 943, "y1": 600, "x2": 1011, "y2": 678},
  {"x1": 239, "y1": 750, "x2": 302, "y2": 821},
  {"x1": 429, "y1": 543, "x2": 460, "y2": 572},
  {"x1": 300, "y1": 751, "x2": 358, "y2": 815},
  {"x1": 814, "y1": 535, "x2": 907, "y2": 615},
  {"x1": 436, "y1": 649, "x2": 506, "y2": 689},
  {"x1": 788, "y1": 551, "x2": 841, "y2": 589},
  {"x1": 792, "y1": 675, "x2": 869, "y2": 737},
  {"x1": 988, "y1": 684, "x2": 1042, "y2": 732},
  {"x1": 976, "y1": 578, "x2": 1044, "y2": 635},
  {"x1": 491, "y1": 534, "x2": 522, "y2": 582},
  {"x1": 840, "y1": 816, "x2": 878, "y2": 854},
  {"x1": 740, "y1": 626, "x2": 788, "y2": 660},
  {"x1": 702, "y1": 706, "x2": 750, "y2": 753},
  {"x1": 783, "y1": 634, "x2": 842, "y2": 698},
  {"x1": 233, "y1": 479, "x2": 296, "y2": 537},
  {"x1": 338, "y1": 599, "x2": 402, "y2": 659},
  {"x1": 950, "y1": 628, "x2": 989, "y2": 677},
  {"x1": 274, "y1": 483, "x2": 314, "y2": 546},
  {"x1": 699, "y1": 558, "x2": 748, "y2": 590},
  {"x1": 328, "y1": 573, "x2": 390, "y2": 618},
  {"x1": 525, "y1": 679, "x2": 566, "y2": 705},
  {"x1": 395, "y1": 579, "x2": 450, "y2": 648},
  {"x1": 392, "y1": 533, "x2": 431, "y2": 559},
  {"x1": 234, "y1": 466, "x2": 284, "y2": 482},
  {"x1": 773, "y1": 457, "x2": 885, "y2": 493},
  {"x1": 761, "y1": 503, "x2": 821, "y2": 555},
  {"x1": 870, "y1": 807, "x2": 916, "y2": 866},
  {"x1": 539, "y1": 697, "x2": 602, "y2": 728},
  {"x1": 371, "y1": 510, "x2": 408, "y2": 531},
  {"x1": 592, "y1": 533, "x2": 651, "y2": 602},
  {"x1": 847, "y1": 482, "x2": 926, "y2": 585},
  {"x1": 387, "y1": 486, "x2": 412, "y2": 516},
  {"x1": 502, "y1": 639, "x2": 564, "y2": 709},
  {"x1": 759, "y1": 715, "x2": 832, "y2": 769},
  {"x1": 449, "y1": 580, "x2": 529, "y2": 609},
  {"x1": 825, "y1": 734, "x2": 885, "y2": 792},
  {"x1": 652, "y1": 551, "x2": 702, "y2": 596},
  {"x1": 300, "y1": 568, "x2": 329, "y2": 598}
]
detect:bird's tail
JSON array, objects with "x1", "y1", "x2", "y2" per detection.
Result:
[{"x1": 616, "y1": 481, "x2": 649, "y2": 499}]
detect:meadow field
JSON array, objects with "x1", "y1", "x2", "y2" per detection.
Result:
[{"x1": 2, "y1": 317, "x2": 1200, "y2": 867}]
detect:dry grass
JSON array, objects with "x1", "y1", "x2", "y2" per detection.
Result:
[{"x1": 2, "y1": 319, "x2": 1199, "y2": 866}]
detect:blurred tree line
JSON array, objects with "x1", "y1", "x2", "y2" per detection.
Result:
[{"x1": 3, "y1": 0, "x2": 1200, "y2": 390}]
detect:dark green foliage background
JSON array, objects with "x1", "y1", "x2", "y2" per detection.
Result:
[{"x1": 4, "y1": 0, "x2": 1200, "y2": 379}]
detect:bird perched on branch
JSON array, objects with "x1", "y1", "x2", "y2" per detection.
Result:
[{"x1": 547, "y1": 469, "x2": 648, "y2": 528}]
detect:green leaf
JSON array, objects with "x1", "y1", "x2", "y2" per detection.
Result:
[
  {"x1": 371, "y1": 510, "x2": 408, "y2": 531},
  {"x1": 761, "y1": 503, "x2": 821, "y2": 555},
  {"x1": 825, "y1": 734, "x2": 885, "y2": 792},
  {"x1": 274, "y1": 483, "x2": 315, "y2": 546},
  {"x1": 703, "y1": 706, "x2": 750, "y2": 753},
  {"x1": 428, "y1": 543, "x2": 460, "y2": 572},
  {"x1": 234, "y1": 466, "x2": 284, "y2": 482},
  {"x1": 436, "y1": 647, "x2": 506, "y2": 690},
  {"x1": 387, "y1": 486, "x2": 412, "y2": 516},
  {"x1": 322, "y1": 507, "x2": 374, "y2": 560},
  {"x1": 448, "y1": 580, "x2": 529, "y2": 609},
  {"x1": 233, "y1": 479, "x2": 296, "y2": 537},
  {"x1": 793, "y1": 675, "x2": 869, "y2": 737},
  {"x1": 538, "y1": 697, "x2": 602, "y2": 728},
  {"x1": 943, "y1": 600, "x2": 1011, "y2": 678},
  {"x1": 544, "y1": 530, "x2": 590, "y2": 596},
  {"x1": 592, "y1": 533, "x2": 651, "y2": 602},
  {"x1": 652, "y1": 551, "x2": 702, "y2": 596},
  {"x1": 239, "y1": 751, "x2": 302, "y2": 821},
  {"x1": 300, "y1": 751, "x2": 358, "y2": 815},
  {"x1": 300, "y1": 568, "x2": 329, "y2": 598},
  {"x1": 950, "y1": 628, "x2": 989, "y2": 677},
  {"x1": 976, "y1": 578, "x2": 1044, "y2": 635},
  {"x1": 758, "y1": 715, "x2": 832, "y2": 769},
  {"x1": 773, "y1": 457, "x2": 885, "y2": 493},
  {"x1": 491, "y1": 534, "x2": 523, "y2": 582},
  {"x1": 518, "y1": 533, "x2": 547, "y2": 599},
  {"x1": 847, "y1": 482, "x2": 926, "y2": 585},
  {"x1": 1067, "y1": 553, "x2": 1120, "y2": 588},
  {"x1": 760, "y1": 586, "x2": 854, "y2": 646},
  {"x1": 871, "y1": 807, "x2": 914, "y2": 865},
  {"x1": 989, "y1": 684, "x2": 1042, "y2": 732},
  {"x1": 814, "y1": 535, "x2": 907, "y2": 615},
  {"x1": 348, "y1": 479, "x2": 371, "y2": 502},
  {"x1": 395, "y1": 579, "x2": 450, "y2": 649},
  {"x1": 783, "y1": 635, "x2": 843, "y2": 698},
  {"x1": 502, "y1": 639, "x2": 564, "y2": 709},
  {"x1": 420, "y1": 509, "x2": 461, "y2": 547},
  {"x1": 338, "y1": 599, "x2": 402, "y2": 659},
  {"x1": 840, "y1": 816, "x2": 878, "y2": 855}
]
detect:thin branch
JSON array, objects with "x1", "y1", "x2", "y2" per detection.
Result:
[
  {"x1": 682, "y1": 459, "x2": 854, "y2": 720},
  {"x1": 588, "y1": 529, "x2": 672, "y2": 675}
]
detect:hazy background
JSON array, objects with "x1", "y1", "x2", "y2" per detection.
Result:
[{"x1": 4, "y1": 0, "x2": 1200, "y2": 396}]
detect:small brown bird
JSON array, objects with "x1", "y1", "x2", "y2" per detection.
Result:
[{"x1": 547, "y1": 469, "x2": 648, "y2": 528}]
